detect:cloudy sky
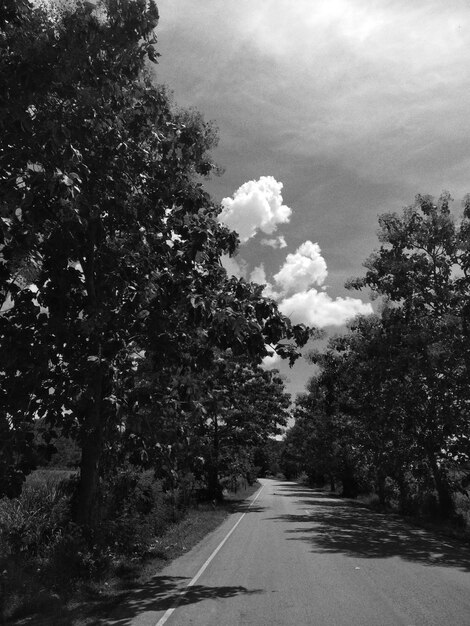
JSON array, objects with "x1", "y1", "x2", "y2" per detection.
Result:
[{"x1": 153, "y1": 0, "x2": 470, "y2": 395}]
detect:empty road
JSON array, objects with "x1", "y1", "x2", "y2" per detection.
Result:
[{"x1": 105, "y1": 478, "x2": 470, "y2": 625}]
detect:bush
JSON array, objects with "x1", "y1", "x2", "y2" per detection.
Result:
[
  {"x1": 95, "y1": 467, "x2": 177, "y2": 557},
  {"x1": 0, "y1": 474, "x2": 71, "y2": 560},
  {"x1": 0, "y1": 466, "x2": 188, "y2": 622},
  {"x1": 0, "y1": 472, "x2": 75, "y2": 622}
]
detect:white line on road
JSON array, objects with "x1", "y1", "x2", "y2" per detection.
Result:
[{"x1": 154, "y1": 485, "x2": 265, "y2": 626}]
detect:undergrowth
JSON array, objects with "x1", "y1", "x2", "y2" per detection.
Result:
[{"x1": 0, "y1": 470, "x2": 259, "y2": 625}]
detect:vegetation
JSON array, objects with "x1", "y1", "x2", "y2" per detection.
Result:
[
  {"x1": 0, "y1": 468, "x2": 258, "y2": 623},
  {"x1": 0, "y1": 0, "x2": 308, "y2": 506},
  {"x1": 4, "y1": 0, "x2": 469, "y2": 622},
  {"x1": 282, "y1": 193, "x2": 470, "y2": 523},
  {"x1": 0, "y1": 0, "x2": 309, "y2": 620}
]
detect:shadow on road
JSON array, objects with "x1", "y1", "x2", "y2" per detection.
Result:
[
  {"x1": 87, "y1": 575, "x2": 263, "y2": 625},
  {"x1": 270, "y1": 484, "x2": 470, "y2": 573},
  {"x1": 230, "y1": 502, "x2": 266, "y2": 514}
]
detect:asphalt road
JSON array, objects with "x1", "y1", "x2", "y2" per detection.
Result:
[{"x1": 104, "y1": 478, "x2": 470, "y2": 625}]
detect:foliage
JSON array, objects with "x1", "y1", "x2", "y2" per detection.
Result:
[
  {"x1": 0, "y1": 0, "x2": 310, "y2": 521},
  {"x1": 0, "y1": 467, "x2": 185, "y2": 621},
  {"x1": 253, "y1": 438, "x2": 284, "y2": 477},
  {"x1": 284, "y1": 193, "x2": 470, "y2": 519},
  {"x1": 124, "y1": 352, "x2": 292, "y2": 500}
]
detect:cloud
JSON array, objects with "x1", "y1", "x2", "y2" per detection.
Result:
[
  {"x1": 249, "y1": 264, "x2": 267, "y2": 285},
  {"x1": 219, "y1": 173, "x2": 372, "y2": 329},
  {"x1": 261, "y1": 352, "x2": 281, "y2": 369},
  {"x1": 221, "y1": 254, "x2": 247, "y2": 279},
  {"x1": 279, "y1": 289, "x2": 373, "y2": 328},
  {"x1": 249, "y1": 264, "x2": 280, "y2": 299},
  {"x1": 253, "y1": 239, "x2": 371, "y2": 327},
  {"x1": 157, "y1": 0, "x2": 470, "y2": 196},
  {"x1": 260, "y1": 235, "x2": 287, "y2": 249},
  {"x1": 218, "y1": 176, "x2": 292, "y2": 243},
  {"x1": 273, "y1": 241, "x2": 328, "y2": 295}
]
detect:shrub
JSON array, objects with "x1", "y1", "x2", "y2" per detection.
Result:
[
  {"x1": 95, "y1": 467, "x2": 176, "y2": 557},
  {"x1": 0, "y1": 472, "x2": 75, "y2": 621},
  {"x1": 0, "y1": 475, "x2": 71, "y2": 560}
]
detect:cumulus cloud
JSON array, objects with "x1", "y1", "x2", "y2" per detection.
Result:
[
  {"x1": 249, "y1": 264, "x2": 280, "y2": 299},
  {"x1": 273, "y1": 241, "x2": 328, "y2": 294},
  {"x1": 218, "y1": 176, "x2": 292, "y2": 243},
  {"x1": 221, "y1": 254, "x2": 247, "y2": 279},
  {"x1": 279, "y1": 289, "x2": 373, "y2": 328},
  {"x1": 260, "y1": 235, "x2": 287, "y2": 249},
  {"x1": 219, "y1": 177, "x2": 372, "y2": 329}
]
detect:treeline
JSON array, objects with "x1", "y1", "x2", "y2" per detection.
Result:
[
  {"x1": 282, "y1": 193, "x2": 470, "y2": 521},
  {"x1": 0, "y1": 0, "x2": 309, "y2": 526}
]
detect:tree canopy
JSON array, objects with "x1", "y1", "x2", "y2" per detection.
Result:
[
  {"x1": 0, "y1": 0, "x2": 310, "y2": 521},
  {"x1": 283, "y1": 194, "x2": 470, "y2": 518}
]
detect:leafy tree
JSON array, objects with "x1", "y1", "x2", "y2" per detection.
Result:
[
  {"x1": 199, "y1": 356, "x2": 291, "y2": 499},
  {"x1": 348, "y1": 194, "x2": 470, "y2": 516},
  {"x1": 0, "y1": 0, "x2": 309, "y2": 523},
  {"x1": 253, "y1": 438, "x2": 283, "y2": 478},
  {"x1": 123, "y1": 349, "x2": 292, "y2": 501}
]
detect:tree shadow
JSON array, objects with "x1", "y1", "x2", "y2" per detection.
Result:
[
  {"x1": 86, "y1": 575, "x2": 264, "y2": 625},
  {"x1": 9, "y1": 575, "x2": 264, "y2": 626},
  {"x1": 270, "y1": 486, "x2": 470, "y2": 573},
  {"x1": 230, "y1": 502, "x2": 266, "y2": 514}
]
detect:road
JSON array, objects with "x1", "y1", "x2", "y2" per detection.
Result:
[{"x1": 104, "y1": 478, "x2": 470, "y2": 625}]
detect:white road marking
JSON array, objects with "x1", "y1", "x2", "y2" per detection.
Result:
[{"x1": 154, "y1": 485, "x2": 265, "y2": 626}]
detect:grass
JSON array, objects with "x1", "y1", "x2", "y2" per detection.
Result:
[{"x1": 7, "y1": 480, "x2": 261, "y2": 626}]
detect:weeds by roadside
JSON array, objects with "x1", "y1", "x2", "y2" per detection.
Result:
[{"x1": 0, "y1": 470, "x2": 259, "y2": 625}]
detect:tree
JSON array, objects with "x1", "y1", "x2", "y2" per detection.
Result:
[
  {"x1": 199, "y1": 356, "x2": 291, "y2": 499},
  {"x1": 0, "y1": 0, "x2": 310, "y2": 522},
  {"x1": 347, "y1": 193, "x2": 470, "y2": 516}
]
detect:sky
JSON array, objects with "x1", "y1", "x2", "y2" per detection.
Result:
[{"x1": 152, "y1": 0, "x2": 470, "y2": 396}]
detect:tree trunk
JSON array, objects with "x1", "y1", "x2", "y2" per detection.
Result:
[
  {"x1": 72, "y1": 371, "x2": 103, "y2": 526},
  {"x1": 207, "y1": 413, "x2": 223, "y2": 502},
  {"x1": 339, "y1": 453, "x2": 358, "y2": 498},
  {"x1": 73, "y1": 426, "x2": 102, "y2": 526},
  {"x1": 329, "y1": 474, "x2": 336, "y2": 492},
  {"x1": 377, "y1": 470, "x2": 387, "y2": 506},
  {"x1": 340, "y1": 466, "x2": 358, "y2": 498},
  {"x1": 207, "y1": 464, "x2": 223, "y2": 502},
  {"x1": 396, "y1": 473, "x2": 412, "y2": 515},
  {"x1": 428, "y1": 452, "x2": 455, "y2": 519}
]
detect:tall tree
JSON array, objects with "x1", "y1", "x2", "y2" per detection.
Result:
[
  {"x1": 0, "y1": 0, "x2": 309, "y2": 522},
  {"x1": 347, "y1": 193, "x2": 470, "y2": 515}
]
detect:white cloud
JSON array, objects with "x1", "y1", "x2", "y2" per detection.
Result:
[
  {"x1": 279, "y1": 289, "x2": 373, "y2": 328},
  {"x1": 261, "y1": 352, "x2": 281, "y2": 369},
  {"x1": 220, "y1": 172, "x2": 371, "y2": 328},
  {"x1": 273, "y1": 241, "x2": 327, "y2": 295},
  {"x1": 248, "y1": 264, "x2": 280, "y2": 299},
  {"x1": 218, "y1": 176, "x2": 292, "y2": 243},
  {"x1": 249, "y1": 264, "x2": 267, "y2": 285},
  {"x1": 221, "y1": 254, "x2": 247, "y2": 279},
  {"x1": 260, "y1": 235, "x2": 287, "y2": 249}
]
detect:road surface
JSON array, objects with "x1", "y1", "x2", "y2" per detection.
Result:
[{"x1": 103, "y1": 478, "x2": 470, "y2": 625}]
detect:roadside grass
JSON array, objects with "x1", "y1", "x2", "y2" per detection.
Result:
[{"x1": 5, "y1": 479, "x2": 260, "y2": 626}]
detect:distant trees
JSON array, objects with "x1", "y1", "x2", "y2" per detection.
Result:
[
  {"x1": 283, "y1": 193, "x2": 470, "y2": 518},
  {"x1": 0, "y1": 0, "x2": 309, "y2": 523}
]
